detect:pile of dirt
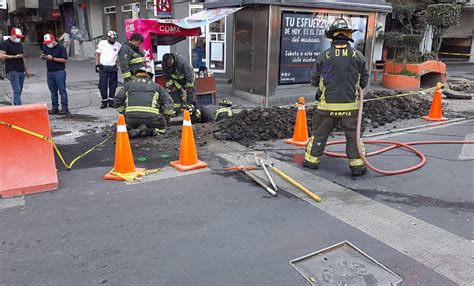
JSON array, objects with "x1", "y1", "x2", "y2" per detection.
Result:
[
  {"x1": 447, "y1": 80, "x2": 473, "y2": 93},
  {"x1": 214, "y1": 91, "x2": 434, "y2": 144}
]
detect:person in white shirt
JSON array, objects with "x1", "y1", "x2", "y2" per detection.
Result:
[
  {"x1": 58, "y1": 32, "x2": 70, "y2": 56},
  {"x1": 95, "y1": 31, "x2": 122, "y2": 109}
]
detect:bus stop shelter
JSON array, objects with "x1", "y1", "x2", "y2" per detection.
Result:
[{"x1": 205, "y1": 0, "x2": 392, "y2": 106}]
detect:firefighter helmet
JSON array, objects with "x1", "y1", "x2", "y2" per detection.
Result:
[
  {"x1": 107, "y1": 30, "x2": 118, "y2": 39},
  {"x1": 325, "y1": 18, "x2": 358, "y2": 41}
]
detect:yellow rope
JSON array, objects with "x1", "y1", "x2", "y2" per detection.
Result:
[{"x1": 0, "y1": 120, "x2": 112, "y2": 170}]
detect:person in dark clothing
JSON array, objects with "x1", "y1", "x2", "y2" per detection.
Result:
[
  {"x1": 304, "y1": 18, "x2": 369, "y2": 176},
  {"x1": 41, "y1": 33, "x2": 70, "y2": 115},
  {"x1": 118, "y1": 33, "x2": 146, "y2": 82},
  {"x1": 0, "y1": 28, "x2": 30, "y2": 105},
  {"x1": 162, "y1": 53, "x2": 196, "y2": 113},
  {"x1": 114, "y1": 67, "x2": 175, "y2": 138}
]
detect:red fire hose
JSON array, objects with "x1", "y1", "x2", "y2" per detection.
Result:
[{"x1": 323, "y1": 90, "x2": 474, "y2": 175}]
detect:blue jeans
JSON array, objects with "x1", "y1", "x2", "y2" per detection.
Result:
[
  {"x1": 47, "y1": 70, "x2": 68, "y2": 111},
  {"x1": 6, "y1": 71, "x2": 25, "y2": 105}
]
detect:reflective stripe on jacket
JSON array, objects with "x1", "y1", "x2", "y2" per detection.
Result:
[
  {"x1": 311, "y1": 43, "x2": 369, "y2": 111},
  {"x1": 162, "y1": 53, "x2": 195, "y2": 90},
  {"x1": 118, "y1": 42, "x2": 146, "y2": 81}
]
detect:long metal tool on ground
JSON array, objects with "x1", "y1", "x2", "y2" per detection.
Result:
[
  {"x1": 224, "y1": 165, "x2": 278, "y2": 197},
  {"x1": 255, "y1": 153, "x2": 321, "y2": 203},
  {"x1": 256, "y1": 157, "x2": 278, "y2": 192}
]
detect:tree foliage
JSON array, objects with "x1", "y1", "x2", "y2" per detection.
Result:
[{"x1": 425, "y1": 3, "x2": 462, "y2": 58}]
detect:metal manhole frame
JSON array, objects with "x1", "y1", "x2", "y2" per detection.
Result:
[{"x1": 290, "y1": 240, "x2": 403, "y2": 285}]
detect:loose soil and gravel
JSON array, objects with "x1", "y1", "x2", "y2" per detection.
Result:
[{"x1": 133, "y1": 90, "x2": 465, "y2": 147}]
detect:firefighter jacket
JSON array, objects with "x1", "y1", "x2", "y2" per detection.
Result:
[
  {"x1": 311, "y1": 42, "x2": 369, "y2": 111},
  {"x1": 114, "y1": 77, "x2": 175, "y2": 119},
  {"x1": 162, "y1": 53, "x2": 195, "y2": 91},
  {"x1": 118, "y1": 42, "x2": 146, "y2": 82}
]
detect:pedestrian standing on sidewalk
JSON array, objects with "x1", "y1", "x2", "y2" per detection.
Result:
[
  {"x1": 0, "y1": 28, "x2": 30, "y2": 105},
  {"x1": 41, "y1": 33, "x2": 70, "y2": 115},
  {"x1": 58, "y1": 31, "x2": 71, "y2": 56},
  {"x1": 95, "y1": 30, "x2": 121, "y2": 109}
]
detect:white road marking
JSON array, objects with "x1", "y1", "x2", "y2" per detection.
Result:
[
  {"x1": 218, "y1": 152, "x2": 474, "y2": 285},
  {"x1": 459, "y1": 133, "x2": 474, "y2": 160},
  {"x1": 124, "y1": 166, "x2": 211, "y2": 185},
  {"x1": 0, "y1": 196, "x2": 25, "y2": 210}
]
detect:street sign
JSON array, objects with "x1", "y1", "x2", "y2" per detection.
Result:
[
  {"x1": 154, "y1": 0, "x2": 172, "y2": 18},
  {"x1": 0, "y1": 0, "x2": 7, "y2": 10}
]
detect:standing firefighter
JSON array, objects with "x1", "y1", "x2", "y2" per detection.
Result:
[
  {"x1": 304, "y1": 18, "x2": 369, "y2": 176},
  {"x1": 118, "y1": 33, "x2": 146, "y2": 82},
  {"x1": 162, "y1": 53, "x2": 196, "y2": 113},
  {"x1": 114, "y1": 67, "x2": 175, "y2": 138}
]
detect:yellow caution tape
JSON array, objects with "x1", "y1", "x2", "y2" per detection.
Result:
[
  {"x1": 0, "y1": 120, "x2": 112, "y2": 170},
  {"x1": 363, "y1": 86, "x2": 437, "y2": 102},
  {"x1": 439, "y1": 52, "x2": 474, "y2": 56}
]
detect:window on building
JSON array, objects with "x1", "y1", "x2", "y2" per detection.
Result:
[
  {"x1": 189, "y1": 5, "x2": 227, "y2": 73},
  {"x1": 104, "y1": 6, "x2": 117, "y2": 33},
  {"x1": 122, "y1": 3, "x2": 140, "y2": 20}
]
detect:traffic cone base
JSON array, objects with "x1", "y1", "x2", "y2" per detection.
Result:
[
  {"x1": 170, "y1": 160, "x2": 208, "y2": 172},
  {"x1": 422, "y1": 115, "x2": 448, "y2": 122},
  {"x1": 285, "y1": 138, "x2": 309, "y2": 146},
  {"x1": 104, "y1": 168, "x2": 146, "y2": 181},
  {"x1": 285, "y1": 97, "x2": 309, "y2": 147}
]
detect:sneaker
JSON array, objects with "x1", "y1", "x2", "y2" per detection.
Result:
[
  {"x1": 350, "y1": 165, "x2": 367, "y2": 176},
  {"x1": 303, "y1": 160, "x2": 319, "y2": 169},
  {"x1": 58, "y1": 109, "x2": 70, "y2": 116},
  {"x1": 100, "y1": 101, "x2": 108, "y2": 109},
  {"x1": 108, "y1": 100, "x2": 114, "y2": 108},
  {"x1": 48, "y1": 109, "x2": 59, "y2": 115}
]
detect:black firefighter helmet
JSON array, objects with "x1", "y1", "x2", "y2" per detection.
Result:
[{"x1": 325, "y1": 18, "x2": 358, "y2": 42}]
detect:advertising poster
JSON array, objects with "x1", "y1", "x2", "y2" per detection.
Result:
[{"x1": 279, "y1": 12, "x2": 367, "y2": 85}]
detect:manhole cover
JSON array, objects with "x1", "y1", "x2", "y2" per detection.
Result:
[{"x1": 290, "y1": 241, "x2": 402, "y2": 286}]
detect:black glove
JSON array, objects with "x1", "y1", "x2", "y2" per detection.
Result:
[
  {"x1": 95, "y1": 64, "x2": 100, "y2": 73},
  {"x1": 315, "y1": 88, "x2": 321, "y2": 101}
]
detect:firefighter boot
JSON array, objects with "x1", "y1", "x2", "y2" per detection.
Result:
[
  {"x1": 100, "y1": 101, "x2": 108, "y2": 109},
  {"x1": 349, "y1": 159, "x2": 367, "y2": 176},
  {"x1": 303, "y1": 160, "x2": 319, "y2": 169}
]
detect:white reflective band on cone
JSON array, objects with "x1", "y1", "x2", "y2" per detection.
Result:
[
  {"x1": 117, "y1": 125, "x2": 127, "y2": 132},
  {"x1": 298, "y1": 106, "x2": 305, "y2": 110},
  {"x1": 183, "y1": 120, "x2": 192, "y2": 127}
]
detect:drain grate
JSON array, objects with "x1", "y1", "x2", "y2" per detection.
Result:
[{"x1": 290, "y1": 241, "x2": 403, "y2": 285}]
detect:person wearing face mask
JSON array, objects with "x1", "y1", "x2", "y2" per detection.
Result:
[
  {"x1": 118, "y1": 32, "x2": 146, "y2": 82},
  {"x1": 95, "y1": 31, "x2": 122, "y2": 109},
  {"x1": 41, "y1": 33, "x2": 70, "y2": 116},
  {"x1": 0, "y1": 28, "x2": 30, "y2": 105}
]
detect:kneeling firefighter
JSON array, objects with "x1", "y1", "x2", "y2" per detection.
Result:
[
  {"x1": 198, "y1": 99, "x2": 233, "y2": 123},
  {"x1": 114, "y1": 67, "x2": 175, "y2": 138},
  {"x1": 304, "y1": 18, "x2": 369, "y2": 176}
]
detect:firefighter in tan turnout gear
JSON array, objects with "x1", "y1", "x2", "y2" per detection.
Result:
[
  {"x1": 304, "y1": 18, "x2": 369, "y2": 176},
  {"x1": 114, "y1": 67, "x2": 175, "y2": 138}
]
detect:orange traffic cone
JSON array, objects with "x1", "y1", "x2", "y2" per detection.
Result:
[
  {"x1": 170, "y1": 110, "x2": 208, "y2": 172},
  {"x1": 423, "y1": 82, "x2": 448, "y2": 122},
  {"x1": 285, "y1": 97, "x2": 309, "y2": 146},
  {"x1": 104, "y1": 114, "x2": 145, "y2": 181}
]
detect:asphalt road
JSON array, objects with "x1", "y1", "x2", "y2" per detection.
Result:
[{"x1": 0, "y1": 120, "x2": 472, "y2": 285}]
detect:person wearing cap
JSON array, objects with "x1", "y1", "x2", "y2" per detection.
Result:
[
  {"x1": 304, "y1": 18, "x2": 369, "y2": 176},
  {"x1": 114, "y1": 67, "x2": 175, "y2": 138},
  {"x1": 118, "y1": 32, "x2": 146, "y2": 82},
  {"x1": 95, "y1": 31, "x2": 122, "y2": 109},
  {"x1": 41, "y1": 33, "x2": 70, "y2": 115},
  {"x1": 0, "y1": 28, "x2": 30, "y2": 105}
]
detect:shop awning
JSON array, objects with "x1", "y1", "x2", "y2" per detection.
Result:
[
  {"x1": 158, "y1": 7, "x2": 243, "y2": 29},
  {"x1": 204, "y1": 0, "x2": 392, "y2": 13}
]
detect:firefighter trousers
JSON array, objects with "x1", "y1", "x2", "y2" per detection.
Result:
[{"x1": 305, "y1": 111, "x2": 363, "y2": 163}]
